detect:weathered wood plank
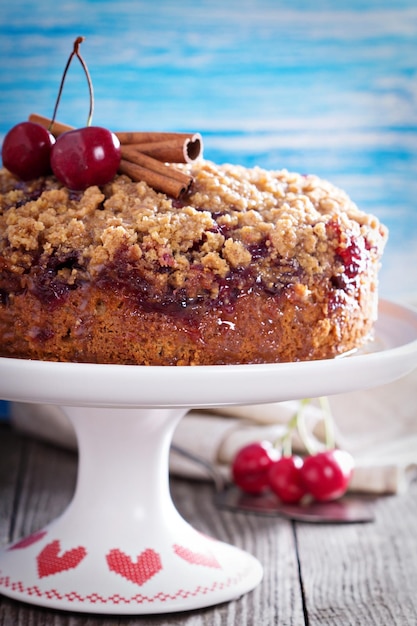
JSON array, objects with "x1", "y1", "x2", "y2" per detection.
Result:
[
  {"x1": 8, "y1": 440, "x2": 77, "y2": 544},
  {"x1": 295, "y1": 484, "x2": 417, "y2": 625},
  {"x1": 0, "y1": 426, "x2": 305, "y2": 625},
  {"x1": 0, "y1": 424, "x2": 25, "y2": 546},
  {"x1": 5, "y1": 423, "x2": 416, "y2": 626},
  {"x1": 173, "y1": 479, "x2": 306, "y2": 626}
]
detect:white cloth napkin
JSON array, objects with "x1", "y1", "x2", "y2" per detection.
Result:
[{"x1": 10, "y1": 367, "x2": 417, "y2": 495}]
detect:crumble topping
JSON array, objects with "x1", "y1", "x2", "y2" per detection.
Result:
[{"x1": 0, "y1": 161, "x2": 387, "y2": 291}]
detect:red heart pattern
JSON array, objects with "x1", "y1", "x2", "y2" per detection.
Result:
[
  {"x1": 106, "y1": 548, "x2": 162, "y2": 586},
  {"x1": 173, "y1": 543, "x2": 222, "y2": 569},
  {"x1": 37, "y1": 540, "x2": 87, "y2": 578},
  {"x1": 31, "y1": 539, "x2": 220, "y2": 584}
]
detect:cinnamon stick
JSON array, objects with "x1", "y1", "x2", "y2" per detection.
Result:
[
  {"x1": 122, "y1": 139, "x2": 201, "y2": 163},
  {"x1": 29, "y1": 113, "x2": 72, "y2": 137},
  {"x1": 29, "y1": 113, "x2": 202, "y2": 163},
  {"x1": 116, "y1": 132, "x2": 203, "y2": 162},
  {"x1": 28, "y1": 112, "x2": 196, "y2": 197},
  {"x1": 120, "y1": 147, "x2": 192, "y2": 185},
  {"x1": 118, "y1": 159, "x2": 189, "y2": 199}
]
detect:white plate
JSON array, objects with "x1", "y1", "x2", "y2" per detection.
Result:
[{"x1": 0, "y1": 299, "x2": 417, "y2": 408}]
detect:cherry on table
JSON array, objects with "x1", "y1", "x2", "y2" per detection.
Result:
[
  {"x1": 300, "y1": 449, "x2": 354, "y2": 502},
  {"x1": 268, "y1": 455, "x2": 306, "y2": 504},
  {"x1": 2, "y1": 121, "x2": 55, "y2": 180},
  {"x1": 232, "y1": 441, "x2": 279, "y2": 495},
  {"x1": 51, "y1": 126, "x2": 121, "y2": 190}
]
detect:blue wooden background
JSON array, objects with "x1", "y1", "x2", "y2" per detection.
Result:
[{"x1": 0, "y1": 0, "x2": 416, "y2": 298}]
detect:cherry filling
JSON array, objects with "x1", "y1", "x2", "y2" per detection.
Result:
[
  {"x1": 335, "y1": 239, "x2": 368, "y2": 280},
  {"x1": 0, "y1": 289, "x2": 8, "y2": 306},
  {"x1": 0, "y1": 178, "x2": 51, "y2": 210},
  {"x1": 28, "y1": 252, "x2": 81, "y2": 308},
  {"x1": 94, "y1": 246, "x2": 304, "y2": 322},
  {"x1": 327, "y1": 220, "x2": 370, "y2": 294},
  {"x1": 4, "y1": 218, "x2": 371, "y2": 330},
  {"x1": 247, "y1": 240, "x2": 270, "y2": 260},
  {"x1": 96, "y1": 255, "x2": 227, "y2": 318},
  {"x1": 2, "y1": 229, "x2": 307, "y2": 326}
]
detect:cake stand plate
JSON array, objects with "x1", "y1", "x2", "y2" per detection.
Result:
[{"x1": 0, "y1": 299, "x2": 416, "y2": 615}]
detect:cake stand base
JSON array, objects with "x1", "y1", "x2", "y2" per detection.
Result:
[
  {"x1": 0, "y1": 406, "x2": 263, "y2": 614},
  {"x1": 2, "y1": 299, "x2": 417, "y2": 614}
]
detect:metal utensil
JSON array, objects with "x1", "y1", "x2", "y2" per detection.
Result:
[
  {"x1": 171, "y1": 444, "x2": 375, "y2": 524},
  {"x1": 214, "y1": 486, "x2": 375, "y2": 523}
]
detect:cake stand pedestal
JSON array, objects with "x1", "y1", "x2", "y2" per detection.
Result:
[
  {"x1": 0, "y1": 405, "x2": 262, "y2": 614},
  {"x1": 0, "y1": 300, "x2": 417, "y2": 614}
]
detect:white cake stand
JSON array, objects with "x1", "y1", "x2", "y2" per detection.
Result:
[{"x1": 0, "y1": 299, "x2": 416, "y2": 615}]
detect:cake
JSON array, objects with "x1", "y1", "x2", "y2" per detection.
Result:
[{"x1": 0, "y1": 160, "x2": 388, "y2": 365}]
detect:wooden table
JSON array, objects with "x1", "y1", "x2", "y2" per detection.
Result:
[{"x1": 0, "y1": 423, "x2": 416, "y2": 625}]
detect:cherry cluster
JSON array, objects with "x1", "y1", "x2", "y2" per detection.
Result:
[
  {"x1": 1, "y1": 37, "x2": 120, "y2": 191},
  {"x1": 232, "y1": 442, "x2": 354, "y2": 503},
  {"x1": 231, "y1": 399, "x2": 354, "y2": 504}
]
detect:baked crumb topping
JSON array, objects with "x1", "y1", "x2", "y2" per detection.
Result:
[{"x1": 0, "y1": 161, "x2": 387, "y2": 293}]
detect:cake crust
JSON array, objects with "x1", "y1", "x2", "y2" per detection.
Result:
[{"x1": 0, "y1": 161, "x2": 388, "y2": 365}]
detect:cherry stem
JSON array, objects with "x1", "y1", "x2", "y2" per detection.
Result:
[
  {"x1": 50, "y1": 36, "x2": 94, "y2": 131},
  {"x1": 295, "y1": 398, "x2": 316, "y2": 456},
  {"x1": 280, "y1": 412, "x2": 297, "y2": 457},
  {"x1": 276, "y1": 398, "x2": 315, "y2": 457},
  {"x1": 277, "y1": 397, "x2": 335, "y2": 457},
  {"x1": 319, "y1": 396, "x2": 335, "y2": 449}
]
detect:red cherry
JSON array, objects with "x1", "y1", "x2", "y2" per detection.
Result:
[
  {"x1": 300, "y1": 449, "x2": 354, "y2": 502},
  {"x1": 232, "y1": 441, "x2": 278, "y2": 495},
  {"x1": 268, "y1": 455, "x2": 306, "y2": 504},
  {"x1": 51, "y1": 126, "x2": 121, "y2": 190},
  {"x1": 2, "y1": 121, "x2": 55, "y2": 180}
]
